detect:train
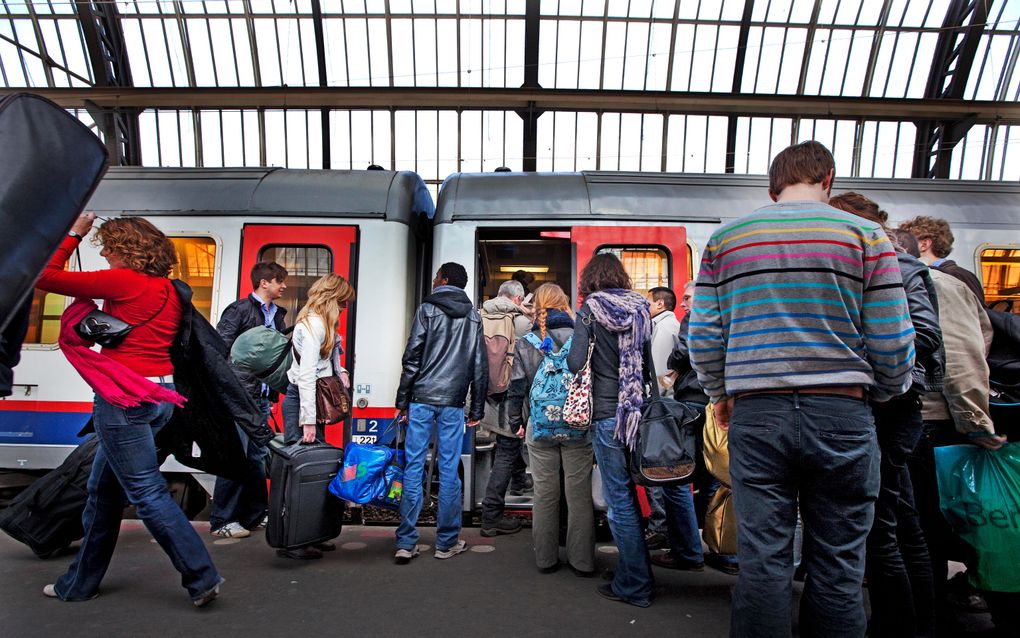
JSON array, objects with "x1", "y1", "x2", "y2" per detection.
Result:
[{"x1": 3, "y1": 167, "x2": 1019, "y2": 516}]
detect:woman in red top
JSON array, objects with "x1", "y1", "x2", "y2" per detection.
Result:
[{"x1": 36, "y1": 212, "x2": 223, "y2": 607}]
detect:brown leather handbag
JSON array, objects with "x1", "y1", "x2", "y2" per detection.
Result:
[{"x1": 292, "y1": 346, "x2": 351, "y2": 426}]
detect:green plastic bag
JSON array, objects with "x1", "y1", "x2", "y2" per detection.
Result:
[{"x1": 934, "y1": 443, "x2": 1020, "y2": 592}]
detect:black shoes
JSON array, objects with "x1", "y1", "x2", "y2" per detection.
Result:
[
  {"x1": 480, "y1": 517, "x2": 524, "y2": 537},
  {"x1": 596, "y1": 584, "x2": 651, "y2": 608},
  {"x1": 570, "y1": 565, "x2": 597, "y2": 578},
  {"x1": 704, "y1": 553, "x2": 739, "y2": 576},
  {"x1": 538, "y1": 563, "x2": 561, "y2": 574},
  {"x1": 508, "y1": 475, "x2": 534, "y2": 497},
  {"x1": 276, "y1": 546, "x2": 323, "y2": 560},
  {"x1": 650, "y1": 551, "x2": 704, "y2": 571},
  {"x1": 643, "y1": 530, "x2": 668, "y2": 551},
  {"x1": 313, "y1": 542, "x2": 336, "y2": 552}
]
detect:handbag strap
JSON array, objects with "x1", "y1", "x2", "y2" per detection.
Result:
[
  {"x1": 74, "y1": 245, "x2": 170, "y2": 329},
  {"x1": 580, "y1": 313, "x2": 597, "y2": 370},
  {"x1": 644, "y1": 338, "x2": 662, "y2": 402}
]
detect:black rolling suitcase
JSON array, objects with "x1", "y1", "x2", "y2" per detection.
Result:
[
  {"x1": 0, "y1": 435, "x2": 99, "y2": 558},
  {"x1": 266, "y1": 437, "x2": 344, "y2": 549}
]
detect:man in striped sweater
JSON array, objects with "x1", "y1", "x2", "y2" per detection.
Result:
[{"x1": 689, "y1": 141, "x2": 915, "y2": 638}]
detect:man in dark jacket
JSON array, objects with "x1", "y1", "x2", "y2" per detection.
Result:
[
  {"x1": 208, "y1": 261, "x2": 288, "y2": 539},
  {"x1": 394, "y1": 262, "x2": 487, "y2": 564}
]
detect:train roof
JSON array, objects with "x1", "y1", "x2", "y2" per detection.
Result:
[
  {"x1": 87, "y1": 167, "x2": 435, "y2": 225},
  {"x1": 435, "y1": 172, "x2": 1020, "y2": 228}
]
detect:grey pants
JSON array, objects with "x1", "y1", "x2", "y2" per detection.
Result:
[{"x1": 527, "y1": 440, "x2": 595, "y2": 572}]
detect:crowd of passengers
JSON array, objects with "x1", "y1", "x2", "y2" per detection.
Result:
[{"x1": 28, "y1": 140, "x2": 1018, "y2": 637}]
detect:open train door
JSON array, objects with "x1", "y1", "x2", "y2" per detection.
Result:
[
  {"x1": 571, "y1": 226, "x2": 689, "y2": 320},
  {"x1": 238, "y1": 224, "x2": 358, "y2": 448}
]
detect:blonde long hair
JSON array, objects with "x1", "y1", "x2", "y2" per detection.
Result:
[
  {"x1": 296, "y1": 273, "x2": 356, "y2": 358},
  {"x1": 534, "y1": 283, "x2": 574, "y2": 340}
]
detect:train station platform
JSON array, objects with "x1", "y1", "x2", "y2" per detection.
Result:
[
  {"x1": 1, "y1": 520, "x2": 996, "y2": 637},
  {"x1": 1, "y1": 520, "x2": 736, "y2": 638}
]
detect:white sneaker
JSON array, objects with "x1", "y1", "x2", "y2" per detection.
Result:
[
  {"x1": 43, "y1": 584, "x2": 58, "y2": 598},
  {"x1": 210, "y1": 522, "x2": 250, "y2": 539},
  {"x1": 434, "y1": 540, "x2": 468, "y2": 560},
  {"x1": 254, "y1": 515, "x2": 268, "y2": 531},
  {"x1": 394, "y1": 546, "x2": 420, "y2": 565}
]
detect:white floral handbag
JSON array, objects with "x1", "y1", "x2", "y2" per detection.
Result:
[{"x1": 562, "y1": 316, "x2": 596, "y2": 430}]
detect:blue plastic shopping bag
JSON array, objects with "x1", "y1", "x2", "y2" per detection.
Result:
[
  {"x1": 329, "y1": 443, "x2": 393, "y2": 504},
  {"x1": 934, "y1": 443, "x2": 1020, "y2": 592}
]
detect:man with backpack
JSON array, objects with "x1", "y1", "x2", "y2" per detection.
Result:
[
  {"x1": 479, "y1": 280, "x2": 533, "y2": 537},
  {"x1": 394, "y1": 262, "x2": 487, "y2": 563},
  {"x1": 211, "y1": 261, "x2": 288, "y2": 539}
]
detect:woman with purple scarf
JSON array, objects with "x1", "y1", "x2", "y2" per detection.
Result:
[{"x1": 568, "y1": 253, "x2": 654, "y2": 607}]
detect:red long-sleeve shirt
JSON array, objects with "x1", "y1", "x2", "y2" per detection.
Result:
[{"x1": 36, "y1": 235, "x2": 182, "y2": 376}]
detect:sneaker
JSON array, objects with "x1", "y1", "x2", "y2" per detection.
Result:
[
  {"x1": 192, "y1": 578, "x2": 224, "y2": 608},
  {"x1": 480, "y1": 517, "x2": 523, "y2": 537},
  {"x1": 253, "y1": 516, "x2": 268, "y2": 531},
  {"x1": 643, "y1": 530, "x2": 668, "y2": 551},
  {"x1": 650, "y1": 551, "x2": 704, "y2": 571},
  {"x1": 434, "y1": 540, "x2": 468, "y2": 559},
  {"x1": 42, "y1": 584, "x2": 58, "y2": 599},
  {"x1": 394, "y1": 546, "x2": 420, "y2": 565},
  {"x1": 210, "y1": 522, "x2": 250, "y2": 539}
]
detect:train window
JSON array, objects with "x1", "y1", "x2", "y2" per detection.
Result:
[
  {"x1": 257, "y1": 245, "x2": 333, "y2": 319},
  {"x1": 23, "y1": 286, "x2": 67, "y2": 345},
  {"x1": 596, "y1": 246, "x2": 671, "y2": 296},
  {"x1": 170, "y1": 237, "x2": 217, "y2": 322},
  {"x1": 980, "y1": 247, "x2": 1020, "y2": 312}
]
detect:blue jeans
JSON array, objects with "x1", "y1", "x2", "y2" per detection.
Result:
[
  {"x1": 282, "y1": 384, "x2": 324, "y2": 444},
  {"x1": 396, "y1": 403, "x2": 464, "y2": 552},
  {"x1": 661, "y1": 483, "x2": 704, "y2": 563},
  {"x1": 729, "y1": 393, "x2": 879, "y2": 638},
  {"x1": 209, "y1": 398, "x2": 270, "y2": 530},
  {"x1": 591, "y1": 417, "x2": 652, "y2": 606},
  {"x1": 54, "y1": 388, "x2": 221, "y2": 601}
]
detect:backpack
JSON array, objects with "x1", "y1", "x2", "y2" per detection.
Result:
[
  {"x1": 230, "y1": 325, "x2": 293, "y2": 395},
  {"x1": 481, "y1": 309, "x2": 518, "y2": 395},
  {"x1": 524, "y1": 333, "x2": 584, "y2": 441}
]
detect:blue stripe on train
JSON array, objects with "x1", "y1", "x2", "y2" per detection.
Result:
[{"x1": 0, "y1": 411, "x2": 92, "y2": 446}]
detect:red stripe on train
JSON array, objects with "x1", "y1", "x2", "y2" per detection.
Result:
[{"x1": 0, "y1": 401, "x2": 94, "y2": 413}]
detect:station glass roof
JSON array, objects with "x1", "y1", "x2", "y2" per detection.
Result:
[{"x1": 2, "y1": 0, "x2": 1019, "y2": 193}]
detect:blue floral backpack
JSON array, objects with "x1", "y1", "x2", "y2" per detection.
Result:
[{"x1": 524, "y1": 333, "x2": 584, "y2": 441}]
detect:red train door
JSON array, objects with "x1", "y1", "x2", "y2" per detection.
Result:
[
  {"x1": 571, "y1": 226, "x2": 689, "y2": 321},
  {"x1": 238, "y1": 224, "x2": 358, "y2": 447}
]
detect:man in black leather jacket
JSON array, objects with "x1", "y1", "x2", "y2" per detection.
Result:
[{"x1": 393, "y1": 262, "x2": 487, "y2": 564}]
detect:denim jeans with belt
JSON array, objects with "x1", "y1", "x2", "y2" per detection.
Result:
[
  {"x1": 209, "y1": 397, "x2": 270, "y2": 530},
  {"x1": 396, "y1": 402, "x2": 465, "y2": 552},
  {"x1": 54, "y1": 387, "x2": 222, "y2": 601},
  {"x1": 728, "y1": 393, "x2": 879, "y2": 638},
  {"x1": 591, "y1": 417, "x2": 653, "y2": 607}
]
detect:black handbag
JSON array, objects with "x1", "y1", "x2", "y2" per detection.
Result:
[
  {"x1": 75, "y1": 284, "x2": 170, "y2": 348},
  {"x1": 629, "y1": 341, "x2": 700, "y2": 487}
]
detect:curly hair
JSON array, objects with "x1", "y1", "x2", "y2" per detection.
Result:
[
  {"x1": 533, "y1": 283, "x2": 574, "y2": 340},
  {"x1": 296, "y1": 273, "x2": 356, "y2": 359},
  {"x1": 899, "y1": 215, "x2": 954, "y2": 258},
  {"x1": 92, "y1": 217, "x2": 178, "y2": 277},
  {"x1": 579, "y1": 253, "x2": 632, "y2": 297}
]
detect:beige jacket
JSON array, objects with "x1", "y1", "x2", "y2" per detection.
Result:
[{"x1": 919, "y1": 270, "x2": 994, "y2": 435}]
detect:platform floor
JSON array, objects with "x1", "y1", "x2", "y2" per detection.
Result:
[{"x1": 1, "y1": 521, "x2": 737, "y2": 638}]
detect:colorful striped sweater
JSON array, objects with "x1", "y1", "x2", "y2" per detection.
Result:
[{"x1": 689, "y1": 201, "x2": 916, "y2": 403}]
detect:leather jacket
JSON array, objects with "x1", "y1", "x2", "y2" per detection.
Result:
[
  {"x1": 667, "y1": 313, "x2": 709, "y2": 406},
  {"x1": 898, "y1": 252, "x2": 944, "y2": 393},
  {"x1": 396, "y1": 286, "x2": 488, "y2": 420},
  {"x1": 216, "y1": 294, "x2": 287, "y2": 400}
]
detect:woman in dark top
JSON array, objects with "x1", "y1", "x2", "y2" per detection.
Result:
[
  {"x1": 568, "y1": 253, "x2": 654, "y2": 608},
  {"x1": 35, "y1": 212, "x2": 223, "y2": 607}
]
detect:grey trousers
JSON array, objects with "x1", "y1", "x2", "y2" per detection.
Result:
[{"x1": 527, "y1": 440, "x2": 596, "y2": 572}]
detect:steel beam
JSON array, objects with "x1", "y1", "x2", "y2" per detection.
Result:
[
  {"x1": 310, "y1": 0, "x2": 330, "y2": 169},
  {"x1": 517, "y1": 0, "x2": 544, "y2": 172},
  {"x1": 725, "y1": 0, "x2": 756, "y2": 173},
  {"x1": 912, "y1": 0, "x2": 991, "y2": 178},
  {"x1": 74, "y1": 0, "x2": 140, "y2": 165},
  {"x1": 13, "y1": 86, "x2": 1013, "y2": 124}
]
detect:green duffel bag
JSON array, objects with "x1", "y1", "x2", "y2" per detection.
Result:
[{"x1": 230, "y1": 326, "x2": 293, "y2": 395}]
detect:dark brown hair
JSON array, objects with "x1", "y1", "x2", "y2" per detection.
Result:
[
  {"x1": 648, "y1": 286, "x2": 676, "y2": 311},
  {"x1": 93, "y1": 217, "x2": 178, "y2": 277},
  {"x1": 768, "y1": 141, "x2": 835, "y2": 196},
  {"x1": 899, "y1": 216, "x2": 954, "y2": 258},
  {"x1": 250, "y1": 261, "x2": 288, "y2": 290},
  {"x1": 579, "y1": 253, "x2": 631, "y2": 296}
]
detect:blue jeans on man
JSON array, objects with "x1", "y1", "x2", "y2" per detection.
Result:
[
  {"x1": 396, "y1": 402, "x2": 465, "y2": 552},
  {"x1": 591, "y1": 417, "x2": 653, "y2": 607},
  {"x1": 209, "y1": 398, "x2": 270, "y2": 531},
  {"x1": 728, "y1": 393, "x2": 879, "y2": 638},
  {"x1": 53, "y1": 388, "x2": 222, "y2": 602}
]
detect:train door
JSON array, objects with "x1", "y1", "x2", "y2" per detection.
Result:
[
  {"x1": 571, "y1": 226, "x2": 690, "y2": 318},
  {"x1": 238, "y1": 224, "x2": 358, "y2": 448}
]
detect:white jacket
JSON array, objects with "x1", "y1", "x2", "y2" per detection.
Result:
[
  {"x1": 651, "y1": 311, "x2": 682, "y2": 393},
  {"x1": 287, "y1": 313, "x2": 344, "y2": 426}
]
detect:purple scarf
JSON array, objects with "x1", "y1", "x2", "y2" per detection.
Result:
[{"x1": 585, "y1": 289, "x2": 650, "y2": 449}]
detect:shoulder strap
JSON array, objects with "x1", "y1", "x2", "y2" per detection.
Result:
[{"x1": 523, "y1": 332, "x2": 542, "y2": 349}]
